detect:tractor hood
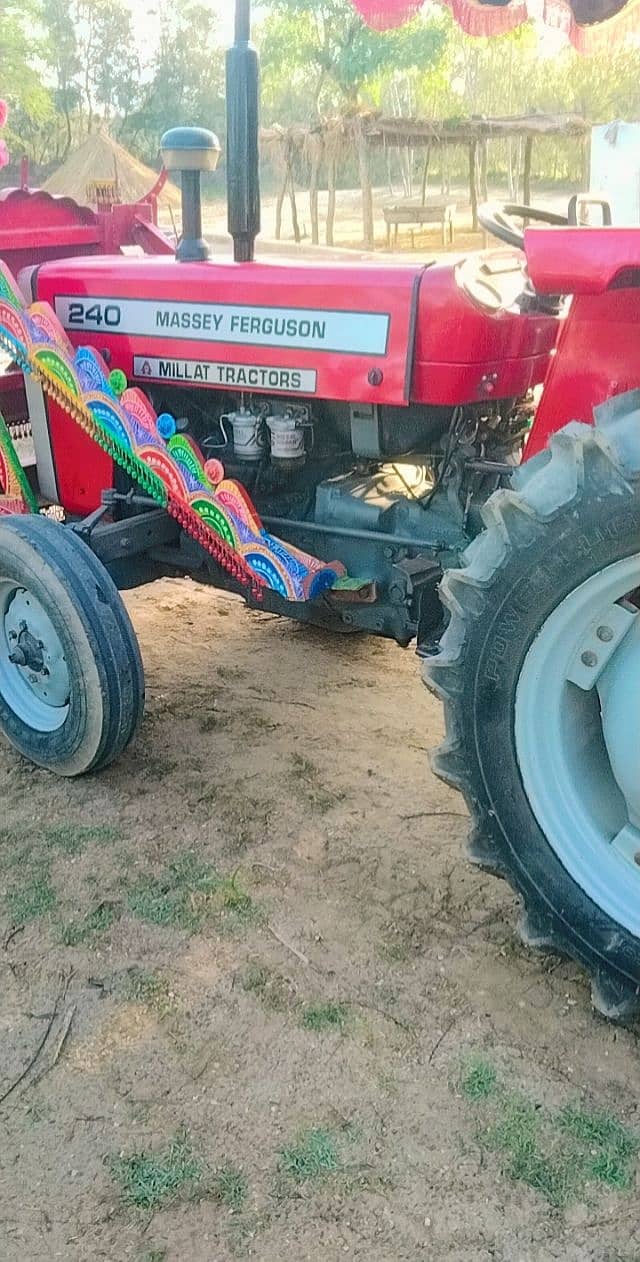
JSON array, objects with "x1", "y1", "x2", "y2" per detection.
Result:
[{"x1": 33, "y1": 255, "x2": 425, "y2": 408}]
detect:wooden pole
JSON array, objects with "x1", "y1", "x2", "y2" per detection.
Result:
[
  {"x1": 288, "y1": 168, "x2": 301, "y2": 243},
  {"x1": 479, "y1": 140, "x2": 488, "y2": 202},
  {"x1": 326, "y1": 153, "x2": 337, "y2": 247},
  {"x1": 275, "y1": 163, "x2": 288, "y2": 240},
  {"x1": 523, "y1": 135, "x2": 533, "y2": 206},
  {"x1": 420, "y1": 144, "x2": 432, "y2": 206},
  {"x1": 356, "y1": 124, "x2": 375, "y2": 250},
  {"x1": 309, "y1": 148, "x2": 321, "y2": 246},
  {"x1": 581, "y1": 133, "x2": 590, "y2": 191},
  {"x1": 468, "y1": 141, "x2": 478, "y2": 231}
]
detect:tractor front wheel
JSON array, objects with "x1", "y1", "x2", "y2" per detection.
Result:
[
  {"x1": 0, "y1": 515, "x2": 144, "y2": 776},
  {"x1": 425, "y1": 392, "x2": 640, "y2": 1019}
]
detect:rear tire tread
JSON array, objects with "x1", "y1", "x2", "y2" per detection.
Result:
[{"x1": 424, "y1": 391, "x2": 640, "y2": 1018}]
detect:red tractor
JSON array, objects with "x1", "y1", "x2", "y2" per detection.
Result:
[{"x1": 1, "y1": 0, "x2": 640, "y2": 1019}]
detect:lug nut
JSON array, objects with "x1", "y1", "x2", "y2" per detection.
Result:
[
  {"x1": 581, "y1": 650, "x2": 598, "y2": 668},
  {"x1": 596, "y1": 626, "x2": 614, "y2": 642}
]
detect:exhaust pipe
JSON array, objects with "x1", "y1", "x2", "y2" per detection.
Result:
[{"x1": 227, "y1": 0, "x2": 261, "y2": 263}]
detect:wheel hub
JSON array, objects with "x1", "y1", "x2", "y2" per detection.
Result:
[
  {"x1": 0, "y1": 583, "x2": 70, "y2": 729},
  {"x1": 515, "y1": 553, "x2": 640, "y2": 937}
]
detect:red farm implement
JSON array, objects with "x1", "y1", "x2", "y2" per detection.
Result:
[{"x1": 1, "y1": 0, "x2": 640, "y2": 1018}]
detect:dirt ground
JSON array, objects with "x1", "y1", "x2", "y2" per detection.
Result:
[
  {"x1": 194, "y1": 181, "x2": 575, "y2": 257},
  {"x1": 2, "y1": 580, "x2": 640, "y2": 1262}
]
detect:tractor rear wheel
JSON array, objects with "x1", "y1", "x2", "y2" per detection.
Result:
[
  {"x1": 0, "y1": 515, "x2": 144, "y2": 776},
  {"x1": 425, "y1": 392, "x2": 640, "y2": 1019}
]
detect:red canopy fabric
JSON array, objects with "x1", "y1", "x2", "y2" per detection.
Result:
[{"x1": 349, "y1": 0, "x2": 639, "y2": 49}]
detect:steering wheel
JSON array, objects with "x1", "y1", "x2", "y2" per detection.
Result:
[{"x1": 478, "y1": 203, "x2": 569, "y2": 250}]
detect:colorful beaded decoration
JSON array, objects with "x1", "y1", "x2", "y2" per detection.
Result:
[
  {"x1": 0, "y1": 410, "x2": 38, "y2": 516},
  {"x1": 0, "y1": 263, "x2": 348, "y2": 603}
]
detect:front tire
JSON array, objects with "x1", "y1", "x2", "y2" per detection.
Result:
[
  {"x1": 425, "y1": 392, "x2": 640, "y2": 1019},
  {"x1": 0, "y1": 515, "x2": 144, "y2": 776}
]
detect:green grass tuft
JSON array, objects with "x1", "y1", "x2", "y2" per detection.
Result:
[
  {"x1": 240, "y1": 962, "x2": 293, "y2": 1011},
  {"x1": 60, "y1": 902, "x2": 118, "y2": 946},
  {"x1": 300, "y1": 1002, "x2": 349, "y2": 1032},
  {"x1": 212, "y1": 1163, "x2": 248, "y2": 1211},
  {"x1": 460, "y1": 1059, "x2": 640, "y2": 1208},
  {"x1": 110, "y1": 1134, "x2": 202, "y2": 1209},
  {"x1": 44, "y1": 823, "x2": 120, "y2": 855},
  {"x1": 558, "y1": 1104, "x2": 640, "y2": 1189},
  {"x1": 279, "y1": 1128, "x2": 340, "y2": 1183},
  {"x1": 6, "y1": 873, "x2": 56, "y2": 923},
  {"x1": 460, "y1": 1057, "x2": 498, "y2": 1101},
  {"x1": 122, "y1": 968, "x2": 174, "y2": 1016},
  {"x1": 484, "y1": 1097, "x2": 575, "y2": 1208},
  {"x1": 128, "y1": 852, "x2": 255, "y2": 933}
]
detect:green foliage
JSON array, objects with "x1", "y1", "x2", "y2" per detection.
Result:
[
  {"x1": 460, "y1": 1062, "x2": 640, "y2": 1208},
  {"x1": 121, "y1": 968, "x2": 175, "y2": 1016},
  {"x1": 110, "y1": 1134, "x2": 203, "y2": 1209},
  {"x1": 122, "y1": 0, "x2": 224, "y2": 162},
  {"x1": 260, "y1": 0, "x2": 446, "y2": 118},
  {"x1": 460, "y1": 1057, "x2": 498, "y2": 1101},
  {"x1": 127, "y1": 851, "x2": 255, "y2": 932},
  {"x1": 279, "y1": 1127, "x2": 341, "y2": 1182},
  {"x1": 1, "y1": 0, "x2": 53, "y2": 153},
  {"x1": 6, "y1": 872, "x2": 56, "y2": 923},
  {"x1": 300, "y1": 1001, "x2": 349, "y2": 1031},
  {"x1": 4, "y1": 0, "x2": 640, "y2": 186},
  {"x1": 60, "y1": 902, "x2": 118, "y2": 946},
  {"x1": 212, "y1": 1163, "x2": 248, "y2": 1211},
  {"x1": 44, "y1": 823, "x2": 121, "y2": 854}
]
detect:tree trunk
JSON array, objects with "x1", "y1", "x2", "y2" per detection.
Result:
[
  {"x1": 468, "y1": 142, "x2": 478, "y2": 232},
  {"x1": 289, "y1": 170, "x2": 301, "y2": 244},
  {"x1": 420, "y1": 145, "x2": 432, "y2": 206},
  {"x1": 356, "y1": 125, "x2": 375, "y2": 250},
  {"x1": 479, "y1": 140, "x2": 488, "y2": 202},
  {"x1": 309, "y1": 153, "x2": 321, "y2": 247},
  {"x1": 523, "y1": 136, "x2": 533, "y2": 208},
  {"x1": 326, "y1": 155, "x2": 337, "y2": 247},
  {"x1": 275, "y1": 166, "x2": 288, "y2": 241}
]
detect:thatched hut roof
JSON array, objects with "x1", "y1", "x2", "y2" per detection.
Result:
[{"x1": 43, "y1": 131, "x2": 181, "y2": 209}]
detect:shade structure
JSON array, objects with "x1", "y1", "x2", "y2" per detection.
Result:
[{"x1": 349, "y1": 0, "x2": 640, "y2": 50}]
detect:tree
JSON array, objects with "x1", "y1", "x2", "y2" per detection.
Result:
[
  {"x1": 259, "y1": 0, "x2": 447, "y2": 120},
  {"x1": 123, "y1": 0, "x2": 225, "y2": 162},
  {"x1": 0, "y1": 0, "x2": 54, "y2": 157}
]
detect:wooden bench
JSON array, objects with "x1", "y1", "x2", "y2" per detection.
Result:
[{"x1": 383, "y1": 200, "x2": 456, "y2": 249}]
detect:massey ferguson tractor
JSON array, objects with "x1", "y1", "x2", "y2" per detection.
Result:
[{"x1": 1, "y1": 0, "x2": 640, "y2": 1019}]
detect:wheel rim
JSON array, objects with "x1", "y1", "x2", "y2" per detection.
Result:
[
  {"x1": 0, "y1": 581, "x2": 70, "y2": 733},
  {"x1": 515, "y1": 553, "x2": 640, "y2": 937}
]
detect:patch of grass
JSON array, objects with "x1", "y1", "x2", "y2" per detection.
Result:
[
  {"x1": 110, "y1": 1134, "x2": 203, "y2": 1210},
  {"x1": 279, "y1": 1127, "x2": 341, "y2": 1183},
  {"x1": 460, "y1": 1057, "x2": 498, "y2": 1102},
  {"x1": 60, "y1": 901, "x2": 118, "y2": 946},
  {"x1": 483, "y1": 1095, "x2": 576, "y2": 1209},
  {"x1": 6, "y1": 873, "x2": 56, "y2": 924},
  {"x1": 141, "y1": 1252, "x2": 167, "y2": 1262},
  {"x1": 460, "y1": 1060, "x2": 640, "y2": 1208},
  {"x1": 290, "y1": 753, "x2": 343, "y2": 815},
  {"x1": 44, "y1": 823, "x2": 120, "y2": 855},
  {"x1": 199, "y1": 711, "x2": 228, "y2": 733},
  {"x1": 217, "y1": 665, "x2": 247, "y2": 682},
  {"x1": 122, "y1": 968, "x2": 175, "y2": 1017},
  {"x1": 558, "y1": 1104, "x2": 640, "y2": 1190},
  {"x1": 212, "y1": 1163, "x2": 248, "y2": 1211},
  {"x1": 241, "y1": 962, "x2": 294, "y2": 1011},
  {"x1": 300, "y1": 1002, "x2": 349, "y2": 1032},
  {"x1": 127, "y1": 852, "x2": 256, "y2": 933}
]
